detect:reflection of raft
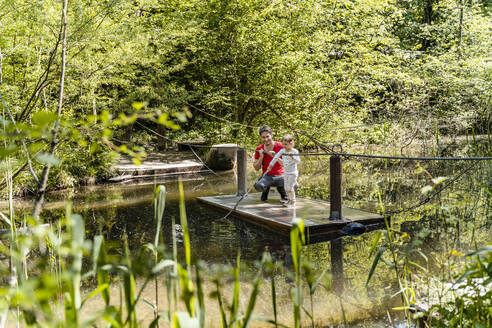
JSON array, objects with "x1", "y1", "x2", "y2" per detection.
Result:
[{"x1": 198, "y1": 192, "x2": 387, "y2": 242}]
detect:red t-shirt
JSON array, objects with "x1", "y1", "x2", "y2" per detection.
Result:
[{"x1": 255, "y1": 142, "x2": 284, "y2": 175}]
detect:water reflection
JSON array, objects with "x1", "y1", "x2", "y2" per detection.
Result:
[{"x1": 331, "y1": 239, "x2": 344, "y2": 294}]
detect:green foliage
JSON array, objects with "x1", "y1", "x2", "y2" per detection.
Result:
[
  {"x1": 429, "y1": 243, "x2": 492, "y2": 327},
  {"x1": 1, "y1": 0, "x2": 491, "y2": 194}
]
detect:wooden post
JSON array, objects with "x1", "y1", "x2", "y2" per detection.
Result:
[
  {"x1": 330, "y1": 156, "x2": 342, "y2": 220},
  {"x1": 237, "y1": 147, "x2": 247, "y2": 196},
  {"x1": 330, "y1": 238, "x2": 344, "y2": 294}
]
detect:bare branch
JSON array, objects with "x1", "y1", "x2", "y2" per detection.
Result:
[{"x1": 32, "y1": 0, "x2": 69, "y2": 219}]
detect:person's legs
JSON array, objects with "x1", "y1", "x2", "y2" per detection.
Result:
[
  {"x1": 284, "y1": 174, "x2": 297, "y2": 204},
  {"x1": 261, "y1": 187, "x2": 271, "y2": 201},
  {"x1": 254, "y1": 175, "x2": 274, "y2": 201},
  {"x1": 272, "y1": 175, "x2": 288, "y2": 200}
]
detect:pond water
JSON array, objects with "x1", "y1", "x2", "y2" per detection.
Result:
[{"x1": 29, "y1": 157, "x2": 492, "y2": 326}]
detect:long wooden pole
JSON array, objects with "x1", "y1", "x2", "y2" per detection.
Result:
[
  {"x1": 237, "y1": 147, "x2": 247, "y2": 196},
  {"x1": 330, "y1": 156, "x2": 342, "y2": 220}
]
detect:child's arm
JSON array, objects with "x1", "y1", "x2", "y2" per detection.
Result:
[
  {"x1": 268, "y1": 149, "x2": 284, "y2": 169},
  {"x1": 291, "y1": 149, "x2": 301, "y2": 163}
]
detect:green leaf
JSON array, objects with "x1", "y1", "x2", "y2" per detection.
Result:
[
  {"x1": 132, "y1": 102, "x2": 145, "y2": 111},
  {"x1": 421, "y1": 185, "x2": 433, "y2": 194},
  {"x1": 465, "y1": 245, "x2": 492, "y2": 257},
  {"x1": 154, "y1": 185, "x2": 166, "y2": 247},
  {"x1": 310, "y1": 267, "x2": 330, "y2": 295},
  {"x1": 173, "y1": 312, "x2": 199, "y2": 328},
  {"x1": 0, "y1": 211, "x2": 12, "y2": 227},
  {"x1": 369, "y1": 230, "x2": 382, "y2": 258},
  {"x1": 0, "y1": 145, "x2": 19, "y2": 159},
  {"x1": 81, "y1": 284, "x2": 109, "y2": 306},
  {"x1": 381, "y1": 257, "x2": 396, "y2": 268},
  {"x1": 32, "y1": 111, "x2": 57, "y2": 127},
  {"x1": 100, "y1": 110, "x2": 111, "y2": 123},
  {"x1": 178, "y1": 181, "x2": 191, "y2": 267},
  {"x1": 174, "y1": 112, "x2": 188, "y2": 122},
  {"x1": 432, "y1": 176, "x2": 448, "y2": 185},
  {"x1": 366, "y1": 247, "x2": 387, "y2": 285},
  {"x1": 242, "y1": 266, "x2": 263, "y2": 328},
  {"x1": 35, "y1": 152, "x2": 60, "y2": 166},
  {"x1": 214, "y1": 281, "x2": 228, "y2": 328},
  {"x1": 392, "y1": 306, "x2": 409, "y2": 310},
  {"x1": 177, "y1": 264, "x2": 195, "y2": 316},
  {"x1": 152, "y1": 260, "x2": 175, "y2": 274}
]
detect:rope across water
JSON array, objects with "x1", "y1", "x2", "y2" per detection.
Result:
[{"x1": 239, "y1": 147, "x2": 492, "y2": 161}]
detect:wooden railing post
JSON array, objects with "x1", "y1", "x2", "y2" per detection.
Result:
[
  {"x1": 330, "y1": 156, "x2": 342, "y2": 220},
  {"x1": 237, "y1": 147, "x2": 247, "y2": 196}
]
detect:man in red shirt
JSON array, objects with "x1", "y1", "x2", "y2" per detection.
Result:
[{"x1": 253, "y1": 126, "x2": 288, "y2": 202}]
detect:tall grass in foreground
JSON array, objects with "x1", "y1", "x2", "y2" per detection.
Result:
[{"x1": 0, "y1": 180, "x2": 336, "y2": 327}]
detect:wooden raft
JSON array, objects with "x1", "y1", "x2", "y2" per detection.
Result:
[{"x1": 197, "y1": 193, "x2": 386, "y2": 238}]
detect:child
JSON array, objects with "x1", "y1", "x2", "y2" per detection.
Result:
[{"x1": 267, "y1": 134, "x2": 301, "y2": 207}]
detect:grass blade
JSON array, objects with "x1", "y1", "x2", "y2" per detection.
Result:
[
  {"x1": 154, "y1": 185, "x2": 166, "y2": 247},
  {"x1": 368, "y1": 230, "x2": 382, "y2": 258},
  {"x1": 177, "y1": 263, "x2": 195, "y2": 316},
  {"x1": 195, "y1": 263, "x2": 205, "y2": 328},
  {"x1": 178, "y1": 180, "x2": 191, "y2": 268},
  {"x1": 366, "y1": 247, "x2": 387, "y2": 285},
  {"x1": 242, "y1": 265, "x2": 263, "y2": 327},
  {"x1": 214, "y1": 281, "x2": 228, "y2": 328}
]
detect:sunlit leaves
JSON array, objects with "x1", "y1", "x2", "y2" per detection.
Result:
[
  {"x1": 421, "y1": 185, "x2": 433, "y2": 194},
  {"x1": 0, "y1": 144, "x2": 19, "y2": 160},
  {"x1": 431, "y1": 176, "x2": 447, "y2": 185},
  {"x1": 32, "y1": 112, "x2": 58, "y2": 128}
]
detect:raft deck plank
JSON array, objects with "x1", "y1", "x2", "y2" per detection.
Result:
[{"x1": 198, "y1": 193, "x2": 386, "y2": 237}]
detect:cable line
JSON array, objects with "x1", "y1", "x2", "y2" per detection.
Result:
[{"x1": 239, "y1": 147, "x2": 492, "y2": 161}]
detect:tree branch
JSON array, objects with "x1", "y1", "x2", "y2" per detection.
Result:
[{"x1": 31, "y1": 0, "x2": 69, "y2": 219}]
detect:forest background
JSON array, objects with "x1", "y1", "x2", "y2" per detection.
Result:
[{"x1": 0, "y1": 0, "x2": 490, "y2": 195}]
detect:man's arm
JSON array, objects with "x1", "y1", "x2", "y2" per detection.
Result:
[{"x1": 253, "y1": 149, "x2": 264, "y2": 171}]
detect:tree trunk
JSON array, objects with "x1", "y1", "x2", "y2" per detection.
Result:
[
  {"x1": 421, "y1": 0, "x2": 434, "y2": 51},
  {"x1": 32, "y1": 0, "x2": 69, "y2": 219},
  {"x1": 0, "y1": 49, "x2": 3, "y2": 84},
  {"x1": 458, "y1": 0, "x2": 464, "y2": 58}
]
